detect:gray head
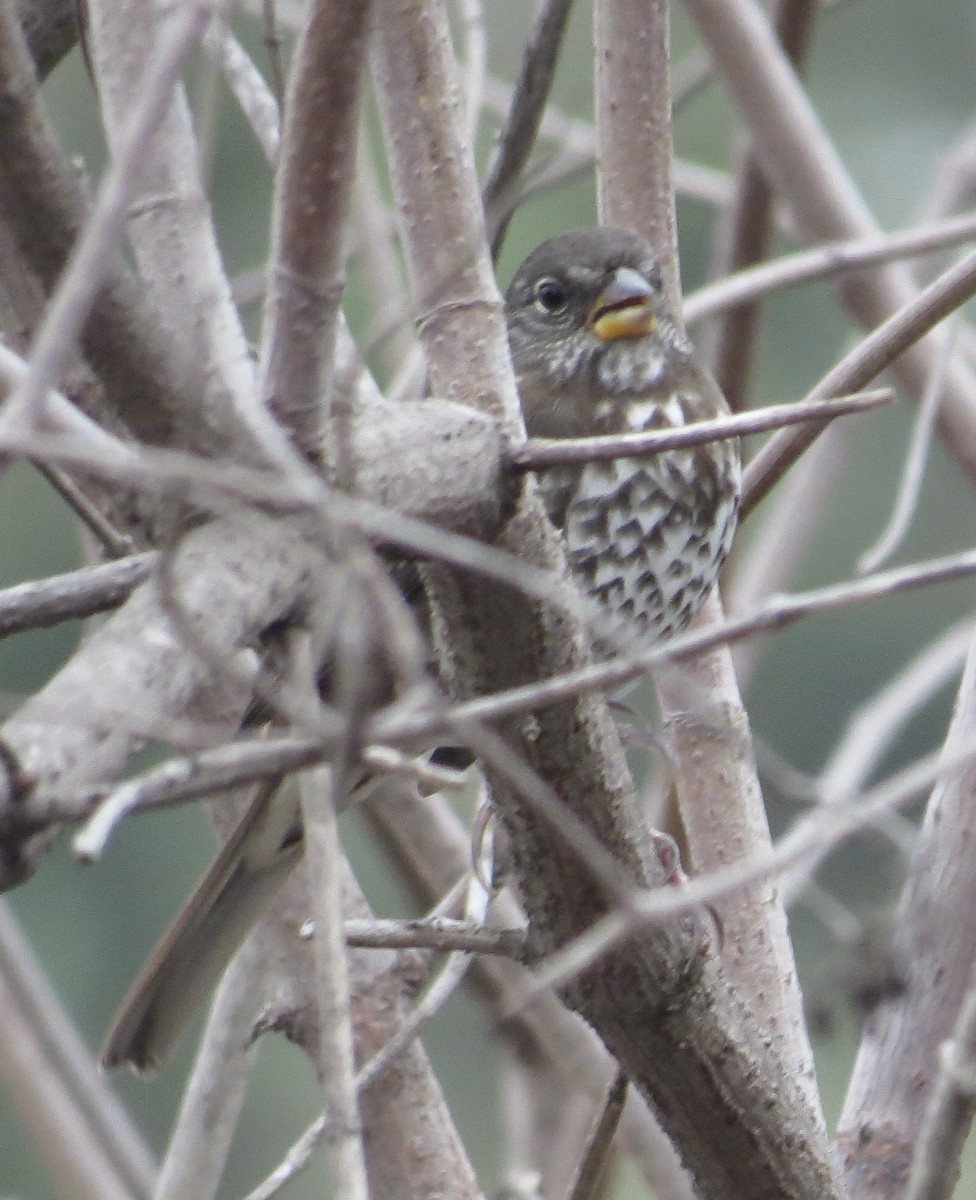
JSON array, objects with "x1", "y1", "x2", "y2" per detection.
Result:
[{"x1": 505, "y1": 228, "x2": 690, "y2": 438}]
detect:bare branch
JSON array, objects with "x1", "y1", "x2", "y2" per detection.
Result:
[
  {"x1": 33, "y1": 462, "x2": 134, "y2": 557},
  {"x1": 202, "y1": 18, "x2": 281, "y2": 164},
  {"x1": 57, "y1": 576, "x2": 968, "y2": 857},
  {"x1": 839, "y1": 627, "x2": 976, "y2": 1198},
  {"x1": 242, "y1": 861, "x2": 485, "y2": 1200},
  {"x1": 481, "y1": 76, "x2": 734, "y2": 213},
  {"x1": 0, "y1": 515, "x2": 326, "y2": 885},
  {"x1": 706, "y1": 0, "x2": 820, "y2": 410},
  {"x1": 363, "y1": 780, "x2": 698, "y2": 1199},
  {"x1": 511, "y1": 389, "x2": 891, "y2": 472},
  {"x1": 595, "y1": 0, "x2": 824, "y2": 1138},
  {"x1": 684, "y1": 0, "x2": 976, "y2": 484},
  {"x1": 0, "y1": 554, "x2": 155, "y2": 639},
  {"x1": 0, "y1": 2, "x2": 209, "y2": 453},
  {"x1": 482, "y1": 0, "x2": 574, "y2": 252},
  {"x1": 594, "y1": 0, "x2": 679, "y2": 302},
  {"x1": 261, "y1": 0, "x2": 374, "y2": 460},
  {"x1": 0, "y1": 900, "x2": 156, "y2": 1200},
  {"x1": 381, "y1": 546, "x2": 976, "y2": 741},
  {"x1": 356, "y1": 865, "x2": 487, "y2": 1092},
  {"x1": 0, "y1": 342, "x2": 140, "y2": 462},
  {"x1": 904, "y1": 972, "x2": 976, "y2": 1200},
  {"x1": 685, "y1": 212, "x2": 976, "y2": 326},
  {"x1": 565, "y1": 1069, "x2": 629, "y2": 1200},
  {"x1": 86, "y1": 0, "x2": 267, "y2": 461},
  {"x1": 4, "y1": 1, "x2": 215, "y2": 429},
  {"x1": 858, "y1": 323, "x2": 954, "y2": 573},
  {"x1": 743, "y1": 247, "x2": 976, "y2": 516},
  {"x1": 518, "y1": 735, "x2": 976, "y2": 1010},
  {"x1": 297, "y1": 764, "x2": 370, "y2": 1200},
  {"x1": 152, "y1": 939, "x2": 266, "y2": 1200},
  {"x1": 343, "y1": 916, "x2": 526, "y2": 957}
]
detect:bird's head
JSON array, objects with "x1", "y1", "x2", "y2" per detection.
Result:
[{"x1": 505, "y1": 227, "x2": 690, "y2": 438}]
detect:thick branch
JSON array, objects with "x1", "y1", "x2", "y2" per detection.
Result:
[
  {"x1": 0, "y1": 514, "x2": 331, "y2": 886},
  {"x1": 596, "y1": 0, "x2": 828, "y2": 1162},
  {"x1": 87, "y1": 0, "x2": 276, "y2": 467},
  {"x1": 374, "y1": 3, "x2": 834, "y2": 1197},
  {"x1": 0, "y1": 0, "x2": 246, "y2": 457},
  {"x1": 838, "y1": 627, "x2": 976, "y2": 1200},
  {"x1": 262, "y1": 0, "x2": 374, "y2": 460}
]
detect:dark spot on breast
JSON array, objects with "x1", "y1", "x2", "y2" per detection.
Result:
[
  {"x1": 573, "y1": 556, "x2": 599, "y2": 583},
  {"x1": 575, "y1": 507, "x2": 611, "y2": 541}
]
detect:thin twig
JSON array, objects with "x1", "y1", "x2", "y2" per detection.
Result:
[
  {"x1": 818, "y1": 620, "x2": 975, "y2": 805},
  {"x1": 515, "y1": 735, "x2": 976, "y2": 1011},
  {"x1": 33, "y1": 462, "x2": 133, "y2": 557},
  {"x1": 456, "y1": 0, "x2": 486, "y2": 147},
  {"x1": 297, "y1": 612, "x2": 370, "y2": 1200},
  {"x1": 511, "y1": 390, "x2": 891, "y2": 472},
  {"x1": 565, "y1": 1069, "x2": 629, "y2": 1200},
  {"x1": 0, "y1": 553, "x2": 155, "y2": 639},
  {"x1": 0, "y1": 341, "x2": 142, "y2": 461},
  {"x1": 56, "y1": 547, "x2": 976, "y2": 842},
  {"x1": 344, "y1": 916, "x2": 526, "y2": 957},
  {"x1": 71, "y1": 729, "x2": 460, "y2": 856},
  {"x1": 481, "y1": 76, "x2": 734, "y2": 212},
  {"x1": 361, "y1": 780, "x2": 698, "y2": 1200},
  {"x1": 0, "y1": 0, "x2": 220, "y2": 456},
  {"x1": 399, "y1": 545, "x2": 976, "y2": 736},
  {"x1": 202, "y1": 17, "x2": 281, "y2": 163},
  {"x1": 685, "y1": 211, "x2": 976, "y2": 327},
  {"x1": 261, "y1": 0, "x2": 287, "y2": 107},
  {"x1": 706, "y1": 0, "x2": 820, "y2": 410},
  {"x1": 0, "y1": 901, "x2": 157, "y2": 1199},
  {"x1": 858, "y1": 322, "x2": 955, "y2": 574},
  {"x1": 481, "y1": 0, "x2": 574, "y2": 252},
  {"x1": 151, "y1": 939, "x2": 266, "y2": 1200},
  {"x1": 449, "y1": 719, "x2": 638, "y2": 907},
  {"x1": 755, "y1": 738, "x2": 916, "y2": 867},
  {"x1": 684, "y1": 0, "x2": 976, "y2": 486},
  {"x1": 243, "y1": 859, "x2": 490, "y2": 1200},
  {"x1": 743, "y1": 246, "x2": 976, "y2": 516},
  {"x1": 357, "y1": 865, "x2": 488, "y2": 1093}
]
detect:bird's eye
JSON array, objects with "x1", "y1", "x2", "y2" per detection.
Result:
[{"x1": 533, "y1": 277, "x2": 567, "y2": 314}]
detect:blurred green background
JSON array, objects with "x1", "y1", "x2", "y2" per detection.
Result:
[{"x1": 3, "y1": 1, "x2": 976, "y2": 1196}]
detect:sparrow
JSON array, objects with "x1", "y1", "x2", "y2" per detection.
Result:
[
  {"x1": 505, "y1": 226, "x2": 740, "y2": 647},
  {"x1": 102, "y1": 227, "x2": 740, "y2": 1073}
]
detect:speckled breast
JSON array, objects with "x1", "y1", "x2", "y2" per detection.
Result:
[{"x1": 543, "y1": 441, "x2": 741, "y2": 651}]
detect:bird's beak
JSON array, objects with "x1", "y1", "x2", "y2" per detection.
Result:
[{"x1": 588, "y1": 267, "x2": 657, "y2": 341}]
